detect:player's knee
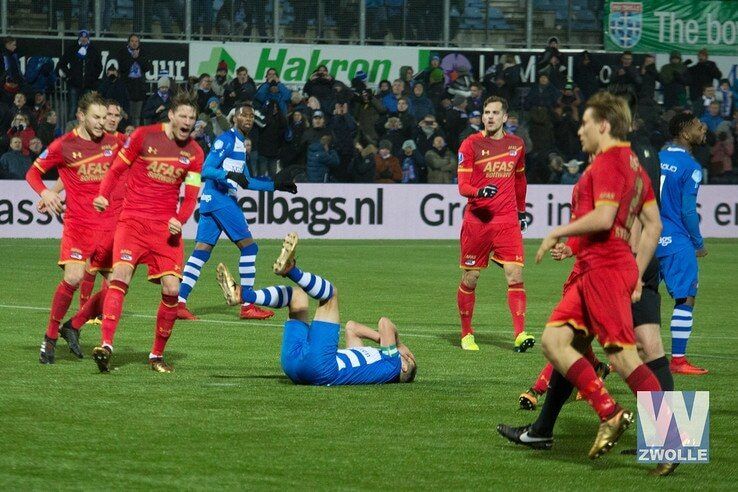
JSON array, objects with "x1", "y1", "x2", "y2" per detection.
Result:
[
  {"x1": 63, "y1": 269, "x2": 85, "y2": 286},
  {"x1": 461, "y1": 270, "x2": 479, "y2": 289},
  {"x1": 540, "y1": 328, "x2": 562, "y2": 360},
  {"x1": 290, "y1": 288, "x2": 309, "y2": 310},
  {"x1": 195, "y1": 242, "x2": 214, "y2": 252}
]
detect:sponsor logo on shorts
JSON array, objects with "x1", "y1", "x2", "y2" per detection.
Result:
[
  {"x1": 509, "y1": 150, "x2": 517, "y2": 156},
  {"x1": 70, "y1": 249, "x2": 83, "y2": 260},
  {"x1": 515, "y1": 255, "x2": 523, "y2": 262},
  {"x1": 463, "y1": 255, "x2": 476, "y2": 266},
  {"x1": 201, "y1": 194, "x2": 211, "y2": 203},
  {"x1": 658, "y1": 236, "x2": 672, "y2": 247},
  {"x1": 120, "y1": 249, "x2": 133, "y2": 262}
]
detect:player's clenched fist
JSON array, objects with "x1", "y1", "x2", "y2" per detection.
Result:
[
  {"x1": 477, "y1": 184, "x2": 498, "y2": 198},
  {"x1": 40, "y1": 189, "x2": 64, "y2": 216},
  {"x1": 550, "y1": 242, "x2": 573, "y2": 261},
  {"x1": 93, "y1": 195, "x2": 109, "y2": 212},
  {"x1": 168, "y1": 217, "x2": 183, "y2": 235}
]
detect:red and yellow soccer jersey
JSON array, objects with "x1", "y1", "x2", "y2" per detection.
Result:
[
  {"x1": 457, "y1": 132, "x2": 526, "y2": 224},
  {"x1": 99, "y1": 132, "x2": 131, "y2": 229},
  {"x1": 31, "y1": 129, "x2": 120, "y2": 228},
  {"x1": 571, "y1": 144, "x2": 655, "y2": 272},
  {"x1": 110, "y1": 124, "x2": 204, "y2": 221}
]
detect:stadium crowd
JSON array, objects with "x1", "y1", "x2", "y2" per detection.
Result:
[{"x1": 1, "y1": 33, "x2": 737, "y2": 184}]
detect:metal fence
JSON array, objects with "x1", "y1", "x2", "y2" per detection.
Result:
[{"x1": 3, "y1": 0, "x2": 604, "y2": 48}]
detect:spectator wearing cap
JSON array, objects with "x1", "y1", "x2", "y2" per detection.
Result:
[
  {"x1": 459, "y1": 110, "x2": 482, "y2": 142},
  {"x1": 374, "y1": 140, "x2": 402, "y2": 183},
  {"x1": 717, "y1": 79, "x2": 733, "y2": 118},
  {"x1": 56, "y1": 30, "x2": 103, "y2": 120},
  {"x1": 524, "y1": 73, "x2": 560, "y2": 111},
  {"x1": 223, "y1": 66, "x2": 257, "y2": 112},
  {"x1": 414, "y1": 54, "x2": 442, "y2": 87},
  {"x1": 425, "y1": 135, "x2": 455, "y2": 184},
  {"x1": 561, "y1": 158, "x2": 583, "y2": 185},
  {"x1": 400, "y1": 139, "x2": 424, "y2": 183},
  {"x1": 255, "y1": 69, "x2": 292, "y2": 115},
  {"x1": 487, "y1": 72, "x2": 515, "y2": 107},
  {"x1": 306, "y1": 134, "x2": 340, "y2": 183},
  {"x1": 574, "y1": 51, "x2": 601, "y2": 102},
  {"x1": 212, "y1": 61, "x2": 229, "y2": 97},
  {"x1": 659, "y1": 51, "x2": 689, "y2": 110},
  {"x1": 0, "y1": 136, "x2": 31, "y2": 179},
  {"x1": 350, "y1": 70, "x2": 368, "y2": 94},
  {"x1": 98, "y1": 65, "x2": 131, "y2": 116},
  {"x1": 408, "y1": 82, "x2": 434, "y2": 121},
  {"x1": 300, "y1": 110, "x2": 332, "y2": 155},
  {"x1": 443, "y1": 94, "x2": 468, "y2": 152},
  {"x1": 117, "y1": 34, "x2": 152, "y2": 126},
  {"x1": 558, "y1": 80, "x2": 581, "y2": 120},
  {"x1": 142, "y1": 76, "x2": 172, "y2": 124},
  {"x1": 688, "y1": 49, "x2": 722, "y2": 104}
]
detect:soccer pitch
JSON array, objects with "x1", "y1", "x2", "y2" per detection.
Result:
[{"x1": 0, "y1": 238, "x2": 735, "y2": 489}]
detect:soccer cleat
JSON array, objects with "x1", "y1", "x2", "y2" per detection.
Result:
[
  {"x1": 92, "y1": 346, "x2": 112, "y2": 373},
  {"x1": 497, "y1": 423, "x2": 553, "y2": 450},
  {"x1": 60, "y1": 320, "x2": 84, "y2": 359},
  {"x1": 460, "y1": 333, "x2": 479, "y2": 351},
  {"x1": 649, "y1": 463, "x2": 679, "y2": 477},
  {"x1": 519, "y1": 388, "x2": 542, "y2": 411},
  {"x1": 215, "y1": 263, "x2": 241, "y2": 306},
  {"x1": 670, "y1": 357, "x2": 708, "y2": 375},
  {"x1": 86, "y1": 315, "x2": 102, "y2": 325},
  {"x1": 149, "y1": 357, "x2": 174, "y2": 373},
  {"x1": 588, "y1": 408, "x2": 633, "y2": 459},
  {"x1": 176, "y1": 302, "x2": 199, "y2": 320},
  {"x1": 513, "y1": 331, "x2": 535, "y2": 353},
  {"x1": 273, "y1": 232, "x2": 299, "y2": 276},
  {"x1": 39, "y1": 335, "x2": 57, "y2": 364},
  {"x1": 239, "y1": 303, "x2": 275, "y2": 320}
]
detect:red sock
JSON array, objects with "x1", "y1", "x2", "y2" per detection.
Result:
[
  {"x1": 625, "y1": 364, "x2": 662, "y2": 395},
  {"x1": 151, "y1": 294, "x2": 178, "y2": 357},
  {"x1": 566, "y1": 357, "x2": 619, "y2": 421},
  {"x1": 583, "y1": 345, "x2": 601, "y2": 367},
  {"x1": 78, "y1": 270, "x2": 97, "y2": 309},
  {"x1": 47, "y1": 280, "x2": 79, "y2": 339},
  {"x1": 457, "y1": 283, "x2": 476, "y2": 337},
  {"x1": 100, "y1": 280, "x2": 128, "y2": 347},
  {"x1": 532, "y1": 363, "x2": 554, "y2": 394},
  {"x1": 507, "y1": 282, "x2": 526, "y2": 337},
  {"x1": 71, "y1": 284, "x2": 108, "y2": 329}
]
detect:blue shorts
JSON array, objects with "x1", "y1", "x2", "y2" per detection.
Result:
[
  {"x1": 280, "y1": 319, "x2": 340, "y2": 385},
  {"x1": 659, "y1": 251, "x2": 698, "y2": 299},
  {"x1": 195, "y1": 201, "x2": 252, "y2": 246}
]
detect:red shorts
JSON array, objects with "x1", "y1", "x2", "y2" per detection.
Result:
[
  {"x1": 58, "y1": 225, "x2": 99, "y2": 267},
  {"x1": 88, "y1": 230, "x2": 115, "y2": 273},
  {"x1": 459, "y1": 221, "x2": 524, "y2": 269},
  {"x1": 113, "y1": 216, "x2": 183, "y2": 283},
  {"x1": 546, "y1": 267, "x2": 638, "y2": 348}
]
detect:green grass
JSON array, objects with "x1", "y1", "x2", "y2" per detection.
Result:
[{"x1": 0, "y1": 238, "x2": 735, "y2": 490}]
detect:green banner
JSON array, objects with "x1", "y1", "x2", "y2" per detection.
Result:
[{"x1": 604, "y1": 1, "x2": 738, "y2": 56}]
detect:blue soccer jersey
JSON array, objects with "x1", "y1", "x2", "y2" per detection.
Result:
[
  {"x1": 656, "y1": 145, "x2": 704, "y2": 258},
  {"x1": 331, "y1": 347, "x2": 402, "y2": 385}
]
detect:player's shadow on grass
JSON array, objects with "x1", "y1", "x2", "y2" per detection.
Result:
[
  {"x1": 187, "y1": 304, "x2": 237, "y2": 316},
  {"x1": 437, "y1": 332, "x2": 515, "y2": 351},
  {"x1": 112, "y1": 350, "x2": 188, "y2": 368},
  {"x1": 210, "y1": 373, "x2": 291, "y2": 384}
]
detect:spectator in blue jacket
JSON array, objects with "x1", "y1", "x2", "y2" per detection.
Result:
[
  {"x1": 255, "y1": 73, "x2": 292, "y2": 114},
  {"x1": 409, "y1": 82, "x2": 434, "y2": 121},
  {"x1": 307, "y1": 134, "x2": 339, "y2": 183},
  {"x1": 382, "y1": 79, "x2": 406, "y2": 113},
  {"x1": 524, "y1": 73, "x2": 560, "y2": 111},
  {"x1": 700, "y1": 101, "x2": 724, "y2": 134}
]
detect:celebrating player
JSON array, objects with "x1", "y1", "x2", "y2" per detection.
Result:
[
  {"x1": 533, "y1": 92, "x2": 663, "y2": 459},
  {"x1": 25, "y1": 92, "x2": 120, "y2": 364},
  {"x1": 91, "y1": 92, "x2": 204, "y2": 373},
  {"x1": 456, "y1": 96, "x2": 532, "y2": 352},
  {"x1": 177, "y1": 103, "x2": 297, "y2": 321},
  {"x1": 657, "y1": 113, "x2": 708, "y2": 375}
]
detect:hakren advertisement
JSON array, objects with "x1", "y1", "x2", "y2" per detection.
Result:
[{"x1": 1, "y1": 184, "x2": 737, "y2": 239}]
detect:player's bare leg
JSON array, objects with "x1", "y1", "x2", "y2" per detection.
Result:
[
  {"x1": 93, "y1": 264, "x2": 133, "y2": 373},
  {"x1": 458, "y1": 269, "x2": 479, "y2": 351},
  {"x1": 503, "y1": 263, "x2": 533, "y2": 352},
  {"x1": 149, "y1": 274, "x2": 180, "y2": 373},
  {"x1": 40, "y1": 262, "x2": 86, "y2": 364}
]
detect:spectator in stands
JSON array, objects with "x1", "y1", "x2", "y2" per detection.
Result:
[
  {"x1": 409, "y1": 83, "x2": 434, "y2": 121},
  {"x1": 0, "y1": 136, "x2": 31, "y2": 179},
  {"x1": 374, "y1": 140, "x2": 401, "y2": 183},
  {"x1": 537, "y1": 54, "x2": 566, "y2": 90},
  {"x1": 307, "y1": 134, "x2": 339, "y2": 182},
  {"x1": 540, "y1": 37, "x2": 563, "y2": 68},
  {"x1": 382, "y1": 79, "x2": 407, "y2": 113},
  {"x1": 558, "y1": 80, "x2": 581, "y2": 120},
  {"x1": 701, "y1": 101, "x2": 724, "y2": 134},
  {"x1": 400, "y1": 139, "x2": 424, "y2": 183},
  {"x1": 255, "y1": 100, "x2": 287, "y2": 178},
  {"x1": 552, "y1": 104, "x2": 581, "y2": 160},
  {"x1": 117, "y1": 34, "x2": 152, "y2": 126},
  {"x1": 611, "y1": 50, "x2": 641, "y2": 93},
  {"x1": 301, "y1": 110, "x2": 331, "y2": 149},
  {"x1": 36, "y1": 110, "x2": 60, "y2": 146},
  {"x1": 444, "y1": 95, "x2": 468, "y2": 152},
  {"x1": 10, "y1": 93, "x2": 33, "y2": 124},
  {"x1": 98, "y1": 65, "x2": 131, "y2": 116},
  {"x1": 710, "y1": 121, "x2": 733, "y2": 177},
  {"x1": 546, "y1": 152, "x2": 565, "y2": 184},
  {"x1": 212, "y1": 61, "x2": 229, "y2": 97},
  {"x1": 524, "y1": 74, "x2": 560, "y2": 110},
  {"x1": 195, "y1": 73, "x2": 215, "y2": 113},
  {"x1": 351, "y1": 141, "x2": 377, "y2": 183},
  {"x1": 303, "y1": 65, "x2": 335, "y2": 112},
  {"x1": 688, "y1": 49, "x2": 722, "y2": 105},
  {"x1": 57, "y1": 30, "x2": 102, "y2": 120},
  {"x1": 467, "y1": 82, "x2": 485, "y2": 114},
  {"x1": 414, "y1": 54, "x2": 442, "y2": 87},
  {"x1": 142, "y1": 76, "x2": 172, "y2": 123},
  {"x1": 425, "y1": 135, "x2": 454, "y2": 184},
  {"x1": 574, "y1": 51, "x2": 601, "y2": 103},
  {"x1": 1, "y1": 37, "x2": 23, "y2": 104},
  {"x1": 352, "y1": 88, "x2": 385, "y2": 145},
  {"x1": 695, "y1": 86, "x2": 717, "y2": 117},
  {"x1": 305, "y1": 96, "x2": 322, "y2": 121},
  {"x1": 28, "y1": 136, "x2": 44, "y2": 160},
  {"x1": 6, "y1": 113, "x2": 35, "y2": 156},
  {"x1": 280, "y1": 110, "x2": 309, "y2": 171},
  {"x1": 329, "y1": 102, "x2": 357, "y2": 182},
  {"x1": 717, "y1": 79, "x2": 734, "y2": 119},
  {"x1": 638, "y1": 54, "x2": 660, "y2": 103},
  {"x1": 560, "y1": 158, "x2": 582, "y2": 185},
  {"x1": 153, "y1": 0, "x2": 185, "y2": 37},
  {"x1": 30, "y1": 92, "x2": 52, "y2": 127},
  {"x1": 484, "y1": 54, "x2": 522, "y2": 109},
  {"x1": 527, "y1": 107, "x2": 558, "y2": 183},
  {"x1": 504, "y1": 111, "x2": 532, "y2": 151},
  {"x1": 487, "y1": 73, "x2": 514, "y2": 107},
  {"x1": 192, "y1": 0, "x2": 215, "y2": 38},
  {"x1": 376, "y1": 79, "x2": 392, "y2": 99},
  {"x1": 400, "y1": 66, "x2": 415, "y2": 93},
  {"x1": 459, "y1": 110, "x2": 481, "y2": 142},
  {"x1": 200, "y1": 97, "x2": 230, "y2": 137},
  {"x1": 192, "y1": 119, "x2": 211, "y2": 153},
  {"x1": 223, "y1": 66, "x2": 257, "y2": 112},
  {"x1": 660, "y1": 51, "x2": 689, "y2": 110},
  {"x1": 331, "y1": 80, "x2": 353, "y2": 107},
  {"x1": 366, "y1": 0, "x2": 388, "y2": 41},
  {"x1": 412, "y1": 114, "x2": 445, "y2": 157},
  {"x1": 380, "y1": 117, "x2": 405, "y2": 158},
  {"x1": 255, "y1": 72, "x2": 292, "y2": 114},
  {"x1": 394, "y1": 97, "x2": 416, "y2": 139}
]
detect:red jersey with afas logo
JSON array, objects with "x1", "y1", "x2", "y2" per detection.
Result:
[
  {"x1": 457, "y1": 132, "x2": 527, "y2": 225},
  {"x1": 105, "y1": 124, "x2": 204, "y2": 222}
]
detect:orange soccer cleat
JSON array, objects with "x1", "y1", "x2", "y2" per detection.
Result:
[
  {"x1": 239, "y1": 303, "x2": 275, "y2": 320},
  {"x1": 670, "y1": 357, "x2": 708, "y2": 375},
  {"x1": 176, "y1": 302, "x2": 198, "y2": 320}
]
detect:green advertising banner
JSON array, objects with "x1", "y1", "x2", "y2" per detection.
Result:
[{"x1": 605, "y1": 1, "x2": 738, "y2": 56}]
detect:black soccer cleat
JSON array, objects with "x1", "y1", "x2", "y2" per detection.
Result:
[
  {"x1": 92, "y1": 346, "x2": 112, "y2": 373},
  {"x1": 60, "y1": 320, "x2": 84, "y2": 359},
  {"x1": 39, "y1": 335, "x2": 57, "y2": 364},
  {"x1": 497, "y1": 423, "x2": 553, "y2": 450}
]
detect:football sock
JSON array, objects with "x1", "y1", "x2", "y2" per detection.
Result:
[
  {"x1": 457, "y1": 282, "x2": 475, "y2": 337},
  {"x1": 532, "y1": 363, "x2": 554, "y2": 394},
  {"x1": 507, "y1": 282, "x2": 526, "y2": 337},
  {"x1": 670, "y1": 304, "x2": 693, "y2": 358},
  {"x1": 242, "y1": 285, "x2": 293, "y2": 308},
  {"x1": 47, "y1": 280, "x2": 79, "y2": 339},
  {"x1": 625, "y1": 363, "x2": 661, "y2": 394},
  {"x1": 532, "y1": 369, "x2": 574, "y2": 437},
  {"x1": 151, "y1": 293, "x2": 178, "y2": 357},
  {"x1": 238, "y1": 243, "x2": 258, "y2": 306},
  {"x1": 286, "y1": 266, "x2": 334, "y2": 301},
  {"x1": 71, "y1": 284, "x2": 108, "y2": 329},
  {"x1": 100, "y1": 279, "x2": 128, "y2": 347},
  {"x1": 647, "y1": 356, "x2": 674, "y2": 391},
  {"x1": 79, "y1": 269, "x2": 96, "y2": 309},
  {"x1": 178, "y1": 249, "x2": 211, "y2": 303},
  {"x1": 565, "y1": 357, "x2": 619, "y2": 422}
]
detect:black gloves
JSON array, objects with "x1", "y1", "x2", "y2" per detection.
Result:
[
  {"x1": 518, "y1": 212, "x2": 529, "y2": 233},
  {"x1": 274, "y1": 168, "x2": 298, "y2": 194},
  {"x1": 477, "y1": 185, "x2": 498, "y2": 198},
  {"x1": 275, "y1": 181, "x2": 298, "y2": 194},
  {"x1": 226, "y1": 171, "x2": 249, "y2": 189}
]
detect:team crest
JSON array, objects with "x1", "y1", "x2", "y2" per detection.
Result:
[
  {"x1": 103, "y1": 149, "x2": 113, "y2": 157},
  {"x1": 608, "y1": 2, "x2": 643, "y2": 49},
  {"x1": 40, "y1": 149, "x2": 48, "y2": 158},
  {"x1": 123, "y1": 138, "x2": 131, "y2": 149},
  {"x1": 458, "y1": 153, "x2": 464, "y2": 164},
  {"x1": 179, "y1": 156, "x2": 190, "y2": 165},
  {"x1": 509, "y1": 150, "x2": 518, "y2": 157}
]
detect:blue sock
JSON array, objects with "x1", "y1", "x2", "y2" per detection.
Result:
[
  {"x1": 286, "y1": 266, "x2": 334, "y2": 301},
  {"x1": 671, "y1": 304, "x2": 693, "y2": 358},
  {"x1": 242, "y1": 285, "x2": 293, "y2": 308},
  {"x1": 239, "y1": 243, "x2": 258, "y2": 305},
  {"x1": 178, "y1": 249, "x2": 211, "y2": 303}
]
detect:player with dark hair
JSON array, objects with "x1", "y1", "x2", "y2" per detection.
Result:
[
  {"x1": 25, "y1": 91, "x2": 121, "y2": 364},
  {"x1": 657, "y1": 112, "x2": 708, "y2": 374},
  {"x1": 176, "y1": 103, "x2": 298, "y2": 321},
  {"x1": 90, "y1": 92, "x2": 204, "y2": 373},
  {"x1": 456, "y1": 96, "x2": 532, "y2": 352}
]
